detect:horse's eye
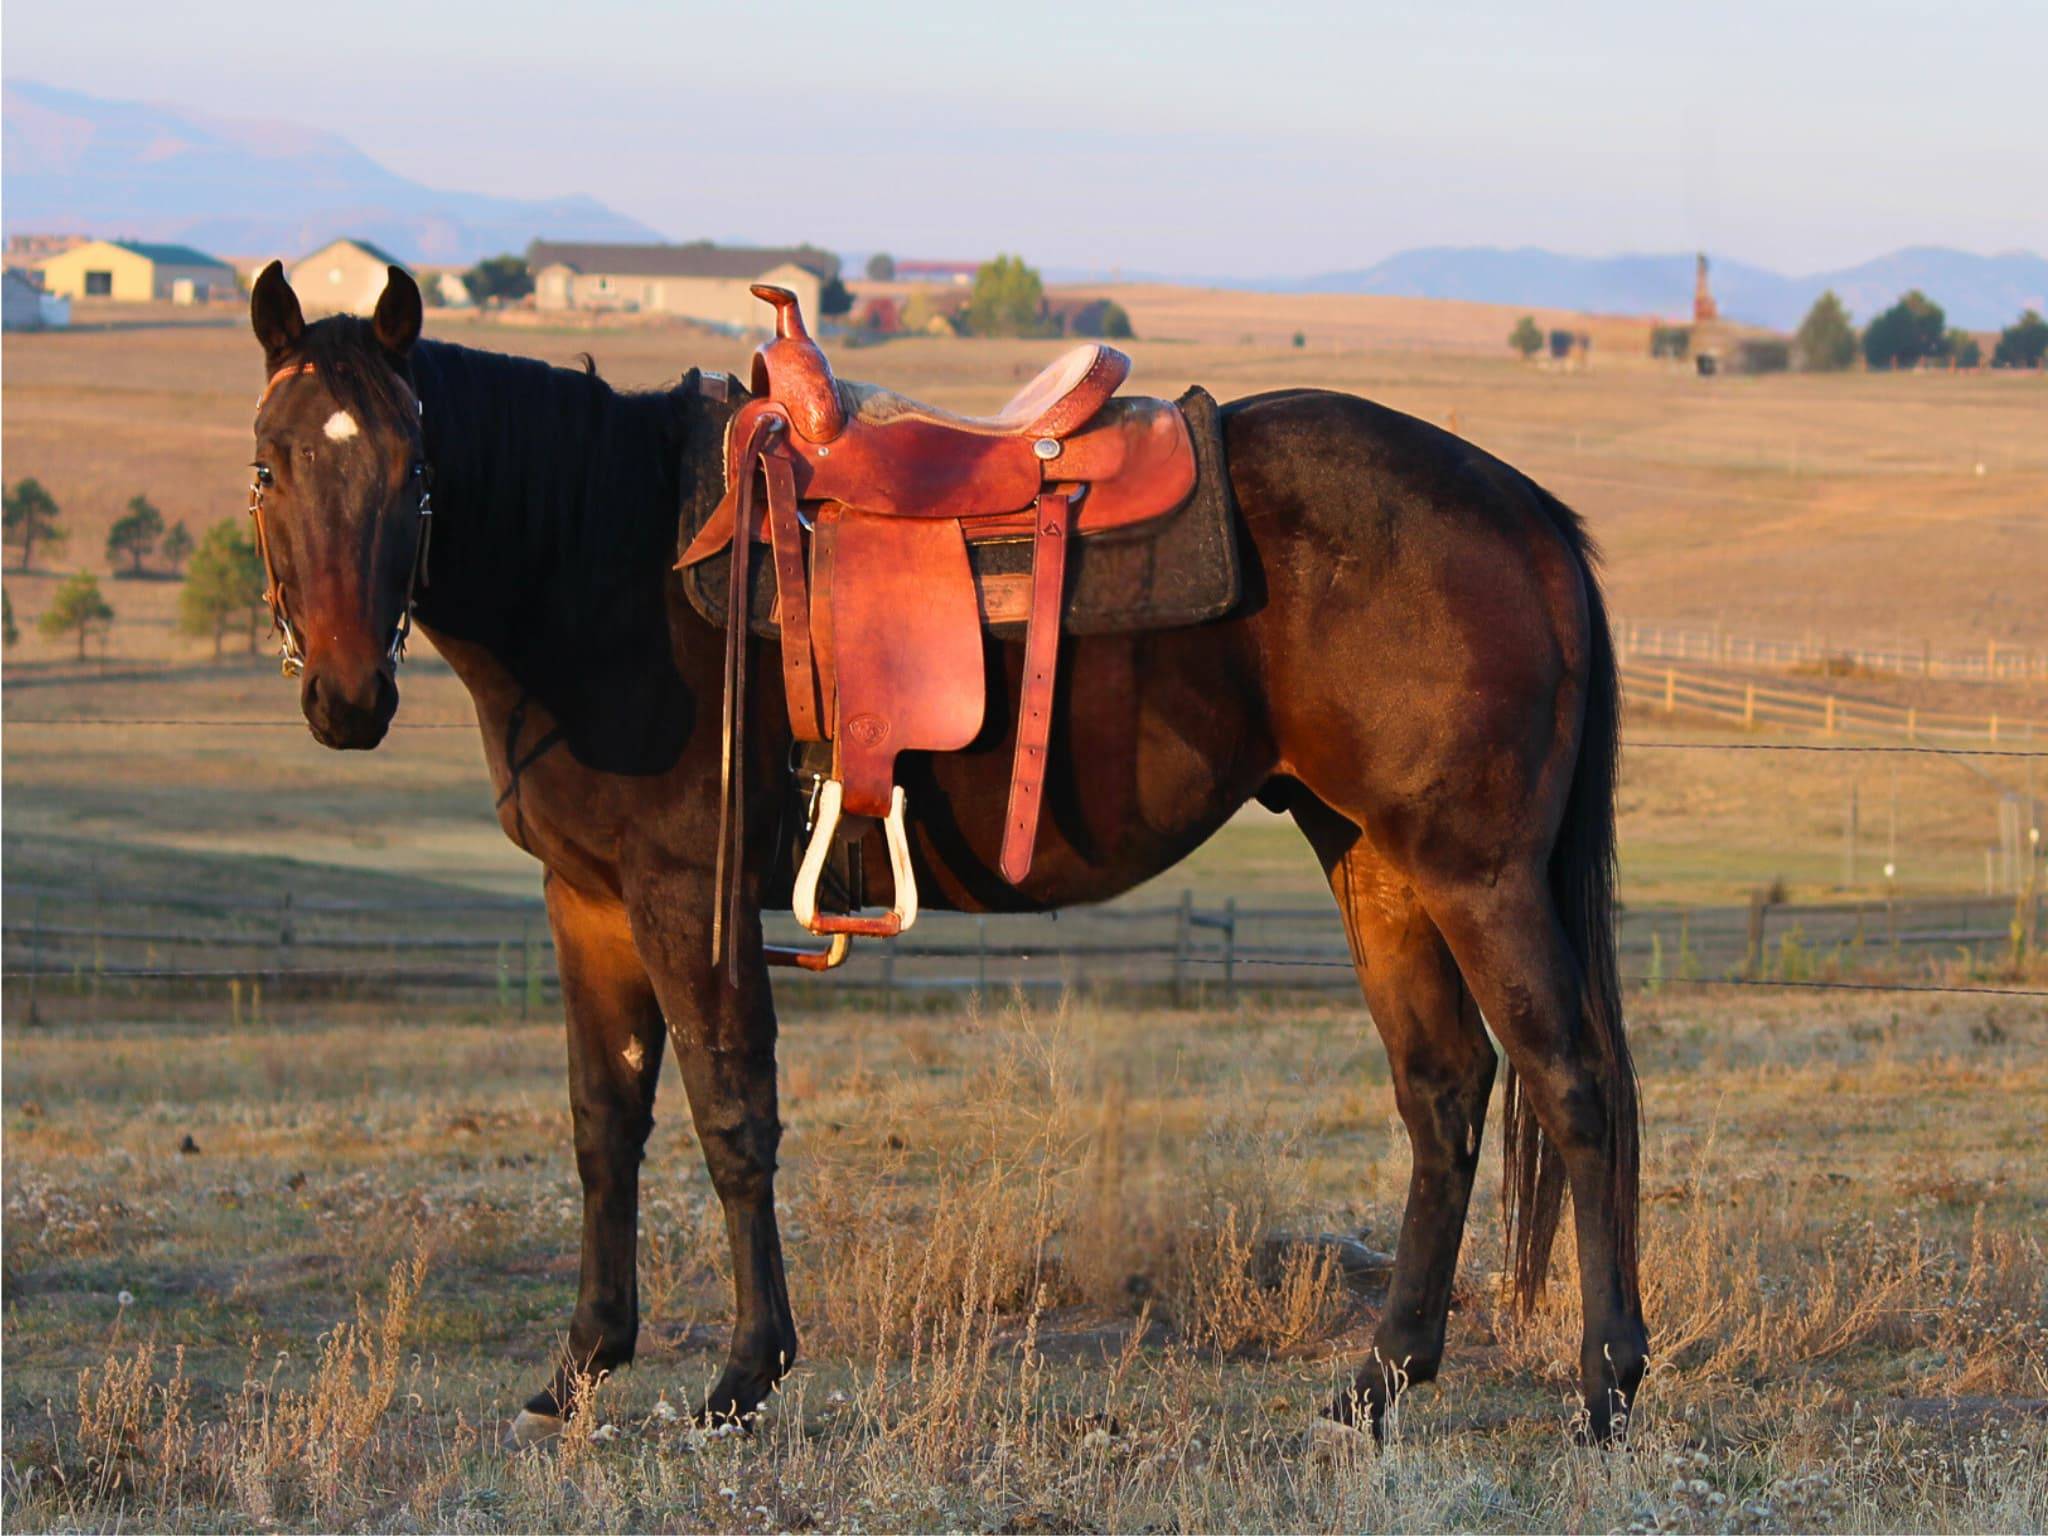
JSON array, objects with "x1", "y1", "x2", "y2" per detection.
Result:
[
  {"x1": 411, "y1": 461, "x2": 425, "y2": 478},
  {"x1": 254, "y1": 465, "x2": 275, "y2": 488}
]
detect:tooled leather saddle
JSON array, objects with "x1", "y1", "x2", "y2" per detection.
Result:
[{"x1": 678, "y1": 284, "x2": 1201, "y2": 968}]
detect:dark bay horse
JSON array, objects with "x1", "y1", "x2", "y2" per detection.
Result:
[{"x1": 243, "y1": 262, "x2": 1644, "y2": 1445}]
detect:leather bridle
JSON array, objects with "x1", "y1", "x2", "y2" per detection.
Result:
[{"x1": 250, "y1": 361, "x2": 433, "y2": 678}]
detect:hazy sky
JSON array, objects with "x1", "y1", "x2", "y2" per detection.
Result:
[{"x1": 8, "y1": 0, "x2": 2043, "y2": 275}]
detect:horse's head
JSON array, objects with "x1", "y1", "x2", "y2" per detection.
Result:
[{"x1": 248, "y1": 260, "x2": 429, "y2": 749}]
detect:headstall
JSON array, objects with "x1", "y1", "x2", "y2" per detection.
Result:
[{"x1": 249, "y1": 361, "x2": 433, "y2": 677}]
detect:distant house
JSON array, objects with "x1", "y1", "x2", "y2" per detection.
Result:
[
  {"x1": 289, "y1": 238, "x2": 411, "y2": 316},
  {"x1": 2, "y1": 268, "x2": 68, "y2": 331},
  {"x1": 852, "y1": 294, "x2": 903, "y2": 334},
  {"x1": 527, "y1": 241, "x2": 838, "y2": 329},
  {"x1": 431, "y1": 271, "x2": 474, "y2": 308},
  {"x1": 896, "y1": 259, "x2": 981, "y2": 286},
  {"x1": 40, "y1": 239, "x2": 235, "y2": 303}
]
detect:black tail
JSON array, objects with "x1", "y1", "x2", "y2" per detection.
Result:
[{"x1": 1502, "y1": 491, "x2": 1640, "y2": 1315}]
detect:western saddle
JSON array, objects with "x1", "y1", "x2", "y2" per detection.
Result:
[{"x1": 680, "y1": 285, "x2": 1198, "y2": 967}]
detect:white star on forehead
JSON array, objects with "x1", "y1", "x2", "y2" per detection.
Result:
[{"x1": 323, "y1": 410, "x2": 359, "y2": 442}]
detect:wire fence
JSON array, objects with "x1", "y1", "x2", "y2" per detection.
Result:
[
  {"x1": 5, "y1": 879, "x2": 2039, "y2": 1023},
  {"x1": 1619, "y1": 621, "x2": 2048, "y2": 685}
]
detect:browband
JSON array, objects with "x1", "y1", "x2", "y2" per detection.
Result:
[{"x1": 257, "y1": 360, "x2": 317, "y2": 412}]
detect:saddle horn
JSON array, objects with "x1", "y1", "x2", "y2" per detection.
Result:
[{"x1": 748, "y1": 286, "x2": 845, "y2": 442}]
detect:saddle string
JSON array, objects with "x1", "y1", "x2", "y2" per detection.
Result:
[{"x1": 249, "y1": 361, "x2": 434, "y2": 678}]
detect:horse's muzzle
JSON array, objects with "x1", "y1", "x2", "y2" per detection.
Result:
[{"x1": 301, "y1": 663, "x2": 398, "y2": 750}]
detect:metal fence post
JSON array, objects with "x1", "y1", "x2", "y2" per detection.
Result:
[
  {"x1": 277, "y1": 891, "x2": 295, "y2": 978},
  {"x1": 1745, "y1": 888, "x2": 1769, "y2": 979},
  {"x1": 26, "y1": 894, "x2": 44, "y2": 1026},
  {"x1": 520, "y1": 918, "x2": 532, "y2": 1022},
  {"x1": 1173, "y1": 889, "x2": 1192, "y2": 1008},
  {"x1": 1222, "y1": 897, "x2": 1238, "y2": 1006}
]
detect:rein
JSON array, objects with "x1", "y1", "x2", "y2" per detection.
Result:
[{"x1": 250, "y1": 360, "x2": 434, "y2": 678}]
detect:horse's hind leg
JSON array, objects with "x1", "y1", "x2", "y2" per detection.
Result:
[
  {"x1": 1294, "y1": 797, "x2": 1497, "y2": 1434},
  {"x1": 1425, "y1": 870, "x2": 1647, "y2": 1441}
]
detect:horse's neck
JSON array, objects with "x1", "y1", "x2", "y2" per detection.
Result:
[
  {"x1": 411, "y1": 340, "x2": 675, "y2": 652},
  {"x1": 411, "y1": 340, "x2": 708, "y2": 771}
]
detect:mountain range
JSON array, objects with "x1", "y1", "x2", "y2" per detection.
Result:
[
  {"x1": 8, "y1": 79, "x2": 2041, "y2": 329},
  {"x1": 2, "y1": 79, "x2": 663, "y2": 265},
  {"x1": 1282, "y1": 246, "x2": 2048, "y2": 332}
]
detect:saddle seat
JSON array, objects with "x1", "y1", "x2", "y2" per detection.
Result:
[{"x1": 680, "y1": 285, "x2": 1201, "y2": 968}]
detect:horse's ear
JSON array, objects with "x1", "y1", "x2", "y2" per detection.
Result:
[
  {"x1": 250, "y1": 260, "x2": 304, "y2": 367},
  {"x1": 373, "y1": 266, "x2": 422, "y2": 357}
]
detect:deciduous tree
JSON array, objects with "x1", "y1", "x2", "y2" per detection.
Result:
[
  {"x1": 967, "y1": 255, "x2": 1050, "y2": 338},
  {"x1": 1509, "y1": 315, "x2": 1543, "y2": 359},
  {"x1": 1862, "y1": 290, "x2": 1946, "y2": 370},
  {"x1": 465, "y1": 254, "x2": 533, "y2": 307},
  {"x1": 38, "y1": 572, "x2": 113, "y2": 659},
  {"x1": 1992, "y1": 309, "x2": 2048, "y2": 369},
  {"x1": 865, "y1": 252, "x2": 896, "y2": 281}
]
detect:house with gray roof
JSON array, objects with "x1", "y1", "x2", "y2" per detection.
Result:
[{"x1": 527, "y1": 240, "x2": 838, "y2": 328}]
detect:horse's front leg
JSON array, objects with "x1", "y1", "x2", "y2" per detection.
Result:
[
  {"x1": 511, "y1": 873, "x2": 666, "y2": 1447},
  {"x1": 629, "y1": 882, "x2": 796, "y2": 1424}
]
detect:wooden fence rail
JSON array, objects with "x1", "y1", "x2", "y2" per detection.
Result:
[
  {"x1": 1619, "y1": 663, "x2": 2047, "y2": 745},
  {"x1": 5, "y1": 884, "x2": 2034, "y2": 1022}
]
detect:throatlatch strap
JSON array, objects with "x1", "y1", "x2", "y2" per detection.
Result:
[{"x1": 1000, "y1": 492, "x2": 1070, "y2": 884}]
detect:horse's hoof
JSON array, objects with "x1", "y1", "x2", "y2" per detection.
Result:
[
  {"x1": 506, "y1": 1408, "x2": 564, "y2": 1449},
  {"x1": 1305, "y1": 1414, "x2": 1372, "y2": 1464}
]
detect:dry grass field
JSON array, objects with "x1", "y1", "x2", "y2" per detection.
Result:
[
  {"x1": 3, "y1": 289, "x2": 2044, "y2": 1532},
  {"x1": 3, "y1": 991, "x2": 2044, "y2": 1531}
]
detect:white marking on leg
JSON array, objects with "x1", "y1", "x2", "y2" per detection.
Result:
[
  {"x1": 323, "y1": 410, "x2": 359, "y2": 442},
  {"x1": 507, "y1": 1408, "x2": 563, "y2": 1448},
  {"x1": 621, "y1": 1038, "x2": 644, "y2": 1072}
]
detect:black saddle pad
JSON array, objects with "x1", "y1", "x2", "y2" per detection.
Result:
[{"x1": 679, "y1": 385, "x2": 1239, "y2": 640}]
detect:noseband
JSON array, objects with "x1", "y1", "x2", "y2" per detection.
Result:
[{"x1": 250, "y1": 361, "x2": 433, "y2": 678}]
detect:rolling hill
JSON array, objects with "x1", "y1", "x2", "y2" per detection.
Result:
[{"x1": 1, "y1": 79, "x2": 665, "y2": 265}]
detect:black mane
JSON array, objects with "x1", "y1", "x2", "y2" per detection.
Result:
[{"x1": 307, "y1": 323, "x2": 730, "y2": 772}]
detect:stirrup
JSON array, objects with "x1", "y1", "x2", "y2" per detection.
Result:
[
  {"x1": 765, "y1": 932, "x2": 853, "y2": 972},
  {"x1": 791, "y1": 780, "x2": 919, "y2": 938}
]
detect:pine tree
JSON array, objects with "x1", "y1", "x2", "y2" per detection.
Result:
[
  {"x1": 1793, "y1": 291, "x2": 1858, "y2": 372},
  {"x1": 178, "y1": 521, "x2": 265, "y2": 659},
  {"x1": 3, "y1": 478, "x2": 66, "y2": 571},
  {"x1": 107, "y1": 495, "x2": 166, "y2": 574}
]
